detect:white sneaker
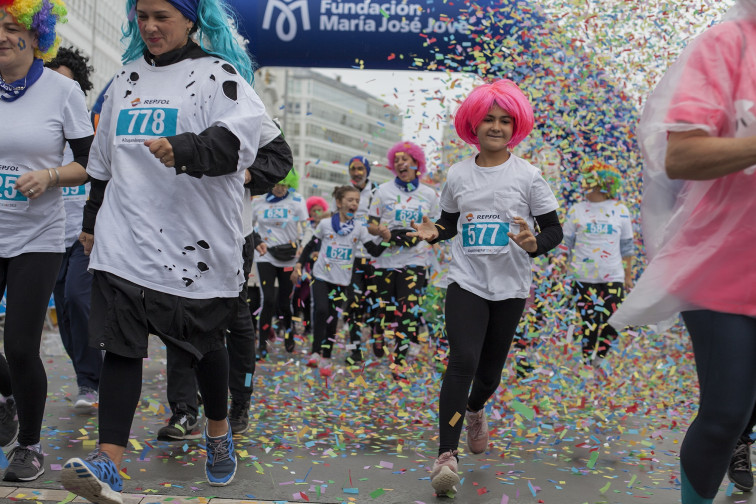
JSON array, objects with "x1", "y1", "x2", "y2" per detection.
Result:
[
  {"x1": 306, "y1": 353, "x2": 321, "y2": 368},
  {"x1": 430, "y1": 450, "x2": 460, "y2": 495},
  {"x1": 74, "y1": 387, "x2": 98, "y2": 414}
]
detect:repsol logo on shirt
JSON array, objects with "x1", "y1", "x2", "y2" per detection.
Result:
[
  {"x1": 467, "y1": 213, "x2": 500, "y2": 221},
  {"x1": 0, "y1": 165, "x2": 20, "y2": 172},
  {"x1": 143, "y1": 99, "x2": 170, "y2": 105}
]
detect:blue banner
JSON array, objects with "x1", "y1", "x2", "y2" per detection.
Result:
[{"x1": 229, "y1": 0, "x2": 536, "y2": 71}]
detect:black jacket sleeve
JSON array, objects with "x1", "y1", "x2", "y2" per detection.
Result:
[
  {"x1": 251, "y1": 231, "x2": 263, "y2": 248},
  {"x1": 66, "y1": 135, "x2": 94, "y2": 169},
  {"x1": 297, "y1": 236, "x2": 322, "y2": 266},
  {"x1": 245, "y1": 134, "x2": 293, "y2": 196},
  {"x1": 168, "y1": 126, "x2": 240, "y2": 178},
  {"x1": 81, "y1": 177, "x2": 108, "y2": 234},
  {"x1": 363, "y1": 239, "x2": 387, "y2": 257},
  {"x1": 529, "y1": 210, "x2": 563, "y2": 257},
  {"x1": 429, "y1": 210, "x2": 460, "y2": 244}
]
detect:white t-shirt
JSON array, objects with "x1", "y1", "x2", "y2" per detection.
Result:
[
  {"x1": 60, "y1": 144, "x2": 90, "y2": 247},
  {"x1": 441, "y1": 155, "x2": 559, "y2": 301},
  {"x1": 563, "y1": 200, "x2": 633, "y2": 283},
  {"x1": 242, "y1": 113, "x2": 282, "y2": 237},
  {"x1": 252, "y1": 191, "x2": 308, "y2": 268},
  {"x1": 369, "y1": 180, "x2": 440, "y2": 269},
  {"x1": 87, "y1": 56, "x2": 265, "y2": 298},
  {"x1": 0, "y1": 69, "x2": 93, "y2": 257},
  {"x1": 312, "y1": 217, "x2": 374, "y2": 286}
]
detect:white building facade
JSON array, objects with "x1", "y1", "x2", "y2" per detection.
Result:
[{"x1": 254, "y1": 68, "x2": 402, "y2": 199}]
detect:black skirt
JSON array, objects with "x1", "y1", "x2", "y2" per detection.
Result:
[{"x1": 88, "y1": 270, "x2": 235, "y2": 360}]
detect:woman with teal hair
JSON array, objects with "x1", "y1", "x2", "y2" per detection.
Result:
[
  {"x1": 59, "y1": 0, "x2": 266, "y2": 502},
  {"x1": 250, "y1": 168, "x2": 308, "y2": 358}
]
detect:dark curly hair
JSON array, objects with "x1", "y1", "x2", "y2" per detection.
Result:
[{"x1": 45, "y1": 46, "x2": 94, "y2": 95}]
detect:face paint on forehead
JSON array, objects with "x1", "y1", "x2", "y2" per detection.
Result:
[{"x1": 0, "y1": 10, "x2": 7, "y2": 20}]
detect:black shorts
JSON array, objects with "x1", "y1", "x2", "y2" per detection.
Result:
[{"x1": 89, "y1": 270, "x2": 236, "y2": 359}]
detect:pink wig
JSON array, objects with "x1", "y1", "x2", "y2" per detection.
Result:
[
  {"x1": 386, "y1": 141, "x2": 427, "y2": 176},
  {"x1": 306, "y1": 196, "x2": 329, "y2": 214},
  {"x1": 454, "y1": 79, "x2": 534, "y2": 150}
]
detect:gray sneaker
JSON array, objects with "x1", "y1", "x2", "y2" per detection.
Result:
[
  {"x1": 3, "y1": 446, "x2": 44, "y2": 482},
  {"x1": 0, "y1": 397, "x2": 18, "y2": 448},
  {"x1": 157, "y1": 411, "x2": 201, "y2": 441},
  {"x1": 74, "y1": 387, "x2": 98, "y2": 414},
  {"x1": 728, "y1": 436, "x2": 754, "y2": 492}
]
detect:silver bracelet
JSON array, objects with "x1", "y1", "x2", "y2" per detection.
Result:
[
  {"x1": 47, "y1": 168, "x2": 55, "y2": 188},
  {"x1": 54, "y1": 167, "x2": 61, "y2": 187}
]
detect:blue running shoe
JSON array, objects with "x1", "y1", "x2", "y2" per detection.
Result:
[
  {"x1": 61, "y1": 450, "x2": 123, "y2": 504},
  {"x1": 205, "y1": 421, "x2": 237, "y2": 486}
]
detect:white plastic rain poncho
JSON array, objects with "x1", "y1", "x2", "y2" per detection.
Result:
[{"x1": 610, "y1": 0, "x2": 756, "y2": 328}]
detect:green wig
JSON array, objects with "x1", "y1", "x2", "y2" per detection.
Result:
[{"x1": 278, "y1": 168, "x2": 299, "y2": 190}]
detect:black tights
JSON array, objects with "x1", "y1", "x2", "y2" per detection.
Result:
[
  {"x1": 680, "y1": 310, "x2": 756, "y2": 499},
  {"x1": 438, "y1": 283, "x2": 525, "y2": 455},
  {"x1": 311, "y1": 279, "x2": 346, "y2": 358},
  {"x1": 574, "y1": 282, "x2": 624, "y2": 359},
  {"x1": 374, "y1": 266, "x2": 426, "y2": 361},
  {"x1": 99, "y1": 348, "x2": 229, "y2": 447},
  {"x1": 0, "y1": 253, "x2": 62, "y2": 446},
  {"x1": 256, "y1": 262, "x2": 293, "y2": 338}
]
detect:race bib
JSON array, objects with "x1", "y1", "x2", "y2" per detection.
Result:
[
  {"x1": 263, "y1": 207, "x2": 289, "y2": 220},
  {"x1": 461, "y1": 212, "x2": 509, "y2": 255},
  {"x1": 0, "y1": 162, "x2": 30, "y2": 211},
  {"x1": 395, "y1": 208, "x2": 422, "y2": 224},
  {"x1": 62, "y1": 184, "x2": 88, "y2": 202},
  {"x1": 586, "y1": 222, "x2": 613, "y2": 234},
  {"x1": 325, "y1": 245, "x2": 352, "y2": 262},
  {"x1": 115, "y1": 97, "x2": 179, "y2": 144}
]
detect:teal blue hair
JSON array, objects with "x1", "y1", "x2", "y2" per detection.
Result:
[{"x1": 121, "y1": 0, "x2": 255, "y2": 84}]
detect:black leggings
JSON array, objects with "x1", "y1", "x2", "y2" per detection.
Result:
[
  {"x1": 256, "y1": 262, "x2": 293, "y2": 338},
  {"x1": 574, "y1": 282, "x2": 624, "y2": 358},
  {"x1": 311, "y1": 278, "x2": 347, "y2": 358},
  {"x1": 99, "y1": 347, "x2": 229, "y2": 446},
  {"x1": 373, "y1": 266, "x2": 426, "y2": 361},
  {"x1": 343, "y1": 258, "x2": 375, "y2": 347},
  {"x1": 680, "y1": 310, "x2": 756, "y2": 500},
  {"x1": 0, "y1": 253, "x2": 62, "y2": 446},
  {"x1": 438, "y1": 283, "x2": 525, "y2": 455}
]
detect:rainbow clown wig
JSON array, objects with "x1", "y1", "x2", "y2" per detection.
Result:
[
  {"x1": 387, "y1": 141, "x2": 427, "y2": 176},
  {"x1": 581, "y1": 160, "x2": 622, "y2": 198},
  {"x1": 0, "y1": 0, "x2": 67, "y2": 62},
  {"x1": 454, "y1": 79, "x2": 534, "y2": 150}
]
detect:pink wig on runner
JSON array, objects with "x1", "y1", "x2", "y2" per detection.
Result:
[
  {"x1": 306, "y1": 196, "x2": 329, "y2": 214},
  {"x1": 454, "y1": 79, "x2": 534, "y2": 150},
  {"x1": 387, "y1": 140, "x2": 427, "y2": 176}
]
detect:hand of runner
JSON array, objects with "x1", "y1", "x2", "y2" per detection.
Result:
[
  {"x1": 79, "y1": 232, "x2": 94, "y2": 255},
  {"x1": 508, "y1": 216, "x2": 537, "y2": 253},
  {"x1": 408, "y1": 216, "x2": 439, "y2": 242},
  {"x1": 145, "y1": 138, "x2": 175, "y2": 167}
]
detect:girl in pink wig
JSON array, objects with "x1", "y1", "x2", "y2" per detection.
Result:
[
  {"x1": 368, "y1": 140, "x2": 440, "y2": 376},
  {"x1": 410, "y1": 79, "x2": 563, "y2": 497}
]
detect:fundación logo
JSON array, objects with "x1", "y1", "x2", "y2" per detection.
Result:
[{"x1": 262, "y1": 0, "x2": 310, "y2": 42}]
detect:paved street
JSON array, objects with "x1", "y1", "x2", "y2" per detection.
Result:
[{"x1": 0, "y1": 327, "x2": 754, "y2": 504}]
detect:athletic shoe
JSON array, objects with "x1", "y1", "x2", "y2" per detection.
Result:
[
  {"x1": 205, "y1": 421, "x2": 237, "y2": 486},
  {"x1": 372, "y1": 335, "x2": 385, "y2": 358},
  {"x1": 728, "y1": 436, "x2": 754, "y2": 492},
  {"x1": 430, "y1": 450, "x2": 460, "y2": 495},
  {"x1": 319, "y1": 358, "x2": 333, "y2": 377},
  {"x1": 157, "y1": 411, "x2": 201, "y2": 441},
  {"x1": 229, "y1": 398, "x2": 250, "y2": 435},
  {"x1": 0, "y1": 397, "x2": 18, "y2": 448},
  {"x1": 74, "y1": 386, "x2": 98, "y2": 414},
  {"x1": 345, "y1": 349, "x2": 363, "y2": 367},
  {"x1": 306, "y1": 352, "x2": 321, "y2": 368},
  {"x1": 465, "y1": 408, "x2": 489, "y2": 454},
  {"x1": 61, "y1": 450, "x2": 123, "y2": 504},
  {"x1": 3, "y1": 446, "x2": 44, "y2": 482},
  {"x1": 284, "y1": 332, "x2": 296, "y2": 353}
]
